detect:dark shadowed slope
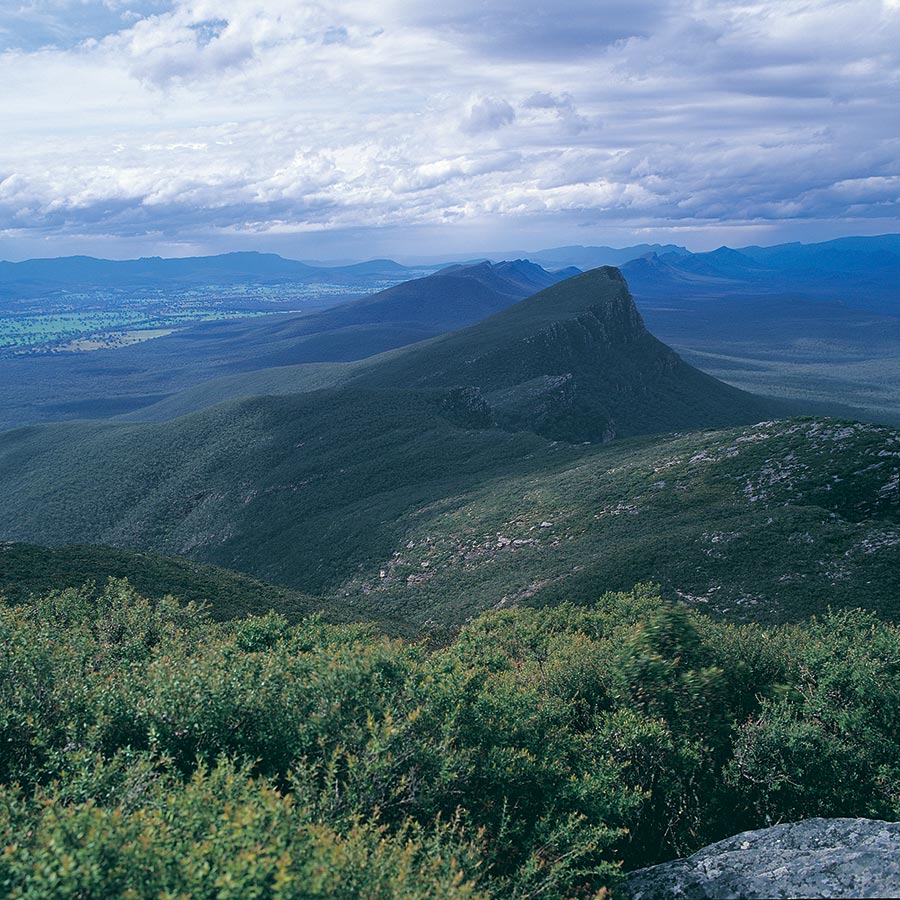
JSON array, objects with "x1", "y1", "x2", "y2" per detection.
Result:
[{"x1": 0, "y1": 542, "x2": 339, "y2": 623}]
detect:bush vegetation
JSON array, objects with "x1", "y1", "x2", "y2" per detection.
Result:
[{"x1": 2, "y1": 579, "x2": 900, "y2": 898}]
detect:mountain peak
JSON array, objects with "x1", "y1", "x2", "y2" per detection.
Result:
[
  {"x1": 355, "y1": 266, "x2": 780, "y2": 442},
  {"x1": 501, "y1": 265, "x2": 644, "y2": 337}
]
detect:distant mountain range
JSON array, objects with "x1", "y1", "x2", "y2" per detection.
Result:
[
  {"x1": 484, "y1": 243, "x2": 692, "y2": 270},
  {"x1": 3, "y1": 234, "x2": 898, "y2": 301},
  {"x1": 624, "y1": 234, "x2": 900, "y2": 311},
  {"x1": 1, "y1": 234, "x2": 899, "y2": 431},
  {"x1": 0, "y1": 244, "x2": 682, "y2": 297},
  {"x1": 0, "y1": 252, "x2": 418, "y2": 300}
]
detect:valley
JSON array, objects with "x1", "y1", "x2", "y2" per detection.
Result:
[
  {"x1": 0, "y1": 253, "x2": 436, "y2": 358},
  {"x1": 625, "y1": 236, "x2": 900, "y2": 425},
  {"x1": 0, "y1": 258, "x2": 572, "y2": 429}
]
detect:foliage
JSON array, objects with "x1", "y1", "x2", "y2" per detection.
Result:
[
  {"x1": 0, "y1": 543, "x2": 332, "y2": 624},
  {"x1": 2, "y1": 415, "x2": 900, "y2": 635},
  {"x1": 2, "y1": 580, "x2": 900, "y2": 898}
]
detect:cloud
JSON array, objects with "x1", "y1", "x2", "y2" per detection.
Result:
[
  {"x1": 461, "y1": 97, "x2": 516, "y2": 134},
  {"x1": 373, "y1": 0, "x2": 673, "y2": 59},
  {"x1": 0, "y1": 0, "x2": 899, "y2": 258},
  {"x1": 522, "y1": 92, "x2": 572, "y2": 110}
]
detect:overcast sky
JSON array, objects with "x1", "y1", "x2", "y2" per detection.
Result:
[{"x1": 1, "y1": 0, "x2": 899, "y2": 260}]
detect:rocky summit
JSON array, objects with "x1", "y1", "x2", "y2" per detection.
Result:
[{"x1": 623, "y1": 818, "x2": 900, "y2": 899}]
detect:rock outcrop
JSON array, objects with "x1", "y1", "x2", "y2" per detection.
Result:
[{"x1": 623, "y1": 818, "x2": 900, "y2": 900}]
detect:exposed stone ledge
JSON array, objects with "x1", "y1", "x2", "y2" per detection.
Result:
[{"x1": 623, "y1": 817, "x2": 900, "y2": 899}]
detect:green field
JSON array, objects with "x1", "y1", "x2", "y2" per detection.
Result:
[
  {"x1": 0, "y1": 306, "x2": 286, "y2": 355},
  {"x1": 0, "y1": 278, "x2": 418, "y2": 356}
]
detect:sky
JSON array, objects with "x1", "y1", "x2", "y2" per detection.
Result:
[{"x1": 0, "y1": 0, "x2": 899, "y2": 261}]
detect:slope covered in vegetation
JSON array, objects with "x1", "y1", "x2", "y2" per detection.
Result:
[
  {"x1": 0, "y1": 268, "x2": 797, "y2": 610},
  {"x1": 356, "y1": 267, "x2": 782, "y2": 440},
  {"x1": 337, "y1": 417, "x2": 900, "y2": 627},
  {"x1": 0, "y1": 542, "x2": 333, "y2": 623},
  {"x1": 0, "y1": 411, "x2": 897, "y2": 630},
  {"x1": 2, "y1": 581, "x2": 899, "y2": 898}
]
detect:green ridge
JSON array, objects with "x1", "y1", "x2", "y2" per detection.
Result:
[{"x1": 0, "y1": 541, "x2": 337, "y2": 622}]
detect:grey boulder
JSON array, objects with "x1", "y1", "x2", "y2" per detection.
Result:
[{"x1": 623, "y1": 817, "x2": 900, "y2": 899}]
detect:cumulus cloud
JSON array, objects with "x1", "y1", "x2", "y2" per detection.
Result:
[
  {"x1": 461, "y1": 96, "x2": 516, "y2": 134},
  {"x1": 1, "y1": 0, "x2": 899, "y2": 257}
]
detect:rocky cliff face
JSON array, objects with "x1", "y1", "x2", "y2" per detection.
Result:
[{"x1": 623, "y1": 818, "x2": 900, "y2": 900}]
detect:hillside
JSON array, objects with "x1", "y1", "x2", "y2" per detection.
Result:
[
  {"x1": 0, "y1": 386, "x2": 562, "y2": 597},
  {"x1": 0, "y1": 542, "x2": 336, "y2": 623},
  {"x1": 0, "y1": 259, "x2": 570, "y2": 430},
  {"x1": 4, "y1": 269, "x2": 887, "y2": 628},
  {"x1": 334, "y1": 418, "x2": 900, "y2": 627},
  {"x1": 3, "y1": 409, "x2": 895, "y2": 630},
  {"x1": 355, "y1": 267, "x2": 784, "y2": 440}
]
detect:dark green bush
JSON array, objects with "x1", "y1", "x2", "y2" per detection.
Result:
[{"x1": 2, "y1": 580, "x2": 899, "y2": 898}]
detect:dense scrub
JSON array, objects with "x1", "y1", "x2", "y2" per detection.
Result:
[{"x1": 2, "y1": 580, "x2": 899, "y2": 898}]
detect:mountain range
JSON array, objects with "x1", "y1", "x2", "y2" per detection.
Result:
[
  {"x1": 5, "y1": 265, "x2": 896, "y2": 632},
  {"x1": 0, "y1": 251, "x2": 416, "y2": 301},
  {"x1": 624, "y1": 234, "x2": 900, "y2": 311},
  {"x1": 4, "y1": 234, "x2": 900, "y2": 433}
]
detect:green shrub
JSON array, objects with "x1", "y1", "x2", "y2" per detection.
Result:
[{"x1": 2, "y1": 580, "x2": 900, "y2": 898}]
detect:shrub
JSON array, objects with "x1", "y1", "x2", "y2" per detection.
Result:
[{"x1": 3, "y1": 581, "x2": 900, "y2": 897}]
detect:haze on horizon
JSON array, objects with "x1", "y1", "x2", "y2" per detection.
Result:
[{"x1": 1, "y1": 0, "x2": 899, "y2": 262}]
